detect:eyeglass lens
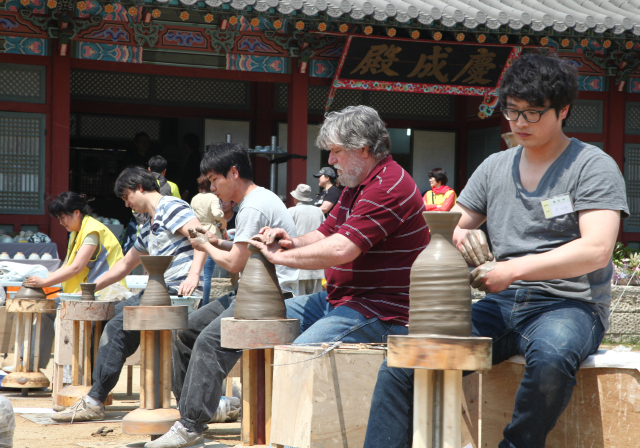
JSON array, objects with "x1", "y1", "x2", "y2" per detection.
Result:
[{"x1": 503, "y1": 109, "x2": 541, "y2": 123}]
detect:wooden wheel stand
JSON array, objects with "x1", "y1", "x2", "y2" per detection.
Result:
[
  {"x1": 1, "y1": 298, "x2": 56, "y2": 395},
  {"x1": 54, "y1": 300, "x2": 116, "y2": 408},
  {"x1": 387, "y1": 334, "x2": 492, "y2": 448},
  {"x1": 221, "y1": 317, "x2": 300, "y2": 447},
  {"x1": 121, "y1": 305, "x2": 188, "y2": 437}
]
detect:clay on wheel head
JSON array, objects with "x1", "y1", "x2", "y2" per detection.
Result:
[
  {"x1": 139, "y1": 256, "x2": 174, "y2": 306},
  {"x1": 80, "y1": 283, "x2": 97, "y2": 301}
]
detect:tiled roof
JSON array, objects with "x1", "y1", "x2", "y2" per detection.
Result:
[{"x1": 196, "y1": 0, "x2": 640, "y2": 35}]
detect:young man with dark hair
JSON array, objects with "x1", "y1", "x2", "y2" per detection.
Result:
[
  {"x1": 313, "y1": 166, "x2": 340, "y2": 216},
  {"x1": 51, "y1": 167, "x2": 207, "y2": 423},
  {"x1": 147, "y1": 142, "x2": 300, "y2": 448},
  {"x1": 148, "y1": 155, "x2": 181, "y2": 198},
  {"x1": 364, "y1": 52, "x2": 629, "y2": 448}
]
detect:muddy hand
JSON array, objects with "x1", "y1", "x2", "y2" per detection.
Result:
[
  {"x1": 469, "y1": 261, "x2": 497, "y2": 292},
  {"x1": 460, "y1": 229, "x2": 494, "y2": 267},
  {"x1": 188, "y1": 228, "x2": 198, "y2": 239}
]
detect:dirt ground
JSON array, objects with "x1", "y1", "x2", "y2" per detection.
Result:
[{"x1": 5, "y1": 356, "x2": 241, "y2": 448}]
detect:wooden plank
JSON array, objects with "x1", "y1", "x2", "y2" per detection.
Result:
[
  {"x1": 53, "y1": 362, "x2": 64, "y2": 405},
  {"x1": 221, "y1": 318, "x2": 300, "y2": 349},
  {"x1": 242, "y1": 350, "x2": 258, "y2": 445},
  {"x1": 123, "y1": 306, "x2": 187, "y2": 331},
  {"x1": 413, "y1": 369, "x2": 433, "y2": 448},
  {"x1": 0, "y1": 307, "x2": 16, "y2": 354},
  {"x1": 481, "y1": 362, "x2": 640, "y2": 448},
  {"x1": 72, "y1": 321, "x2": 80, "y2": 386},
  {"x1": 461, "y1": 372, "x2": 480, "y2": 448},
  {"x1": 13, "y1": 313, "x2": 23, "y2": 372},
  {"x1": 443, "y1": 370, "x2": 462, "y2": 448},
  {"x1": 160, "y1": 330, "x2": 171, "y2": 409},
  {"x1": 83, "y1": 321, "x2": 92, "y2": 385},
  {"x1": 6, "y1": 298, "x2": 56, "y2": 314},
  {"x1": 145, "y1": 330, "x2": 155, "y2": 410},
  {"x1": 264, "y1": 348, "x2": 273, "y2": 446},
  {"x1": 23, "y1": 313, "x2": 33, "y2": 372},
  {"x1": 139, "y1": 330, "x2": 146, "y2": 408},
  {"x1": 388, "y1": 335, "x2": 492, "y2": 371},
  {"x1": 33, "y1": 314, "x2": 41, "y2": 371},
  {"x1": 60, "y1": 300, "x2": 115, "y2": 321}
]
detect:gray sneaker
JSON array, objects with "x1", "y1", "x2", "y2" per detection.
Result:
[
  {"x1": 145, "y1": 422, "x2": 204, "y2": 448},
  {"x1": 51, "y1": 397, "x2": 105, "y2": 423}
]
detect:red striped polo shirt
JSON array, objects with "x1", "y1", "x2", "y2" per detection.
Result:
[{"x1": 317, "y1": 155, "x2": 429, "y2": 326}]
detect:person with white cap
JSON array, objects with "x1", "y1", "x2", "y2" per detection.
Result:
[
  {"x1": 288, "y1": 184, "x2": 326, "y2": 295},
  {"x1": 313, "y1": 167, "x2": 341, "y2": 216}
]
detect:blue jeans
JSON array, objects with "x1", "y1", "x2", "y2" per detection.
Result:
[
  {"x1": 364, "y1": 289, "x2": 606, "y2": 448},
  {"x1": 286, "y1": 291, "x2": 409, "y2": 344},
  {"x1": 202, "y1": 256, "x2": 216, "y2": 307}
]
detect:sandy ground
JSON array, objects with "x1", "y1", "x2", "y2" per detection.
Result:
[{"x1": 5, "y1": 356, "x2": 241, "y2": 448}]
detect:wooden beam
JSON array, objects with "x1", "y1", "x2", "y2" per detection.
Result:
[
  {"x1": 83, "y1": 321, "x2": 92, "y2": 385},
  {"x1": 72, "y1": 321, "x2": 80, "y2": 386}
]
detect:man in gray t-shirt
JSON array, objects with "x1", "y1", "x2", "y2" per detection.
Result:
[
  {"x1": 149, "y1": 143, "x2": 299, "y2": 448},
  {"x1": 364, "y1": 54, "x2": 629, "y2": 448}
]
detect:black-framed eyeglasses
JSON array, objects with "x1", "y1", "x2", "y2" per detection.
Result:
[{"x1": 502, "y1": 106, "x2": 554, "y2": 123}]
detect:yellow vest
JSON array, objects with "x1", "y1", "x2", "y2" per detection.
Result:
[
  {"x1": 62, "y1": 215, "x2": 126, "y2": 293},
  {"x1": 425, "y1": 189, "x2": 457, "y2": 206}
]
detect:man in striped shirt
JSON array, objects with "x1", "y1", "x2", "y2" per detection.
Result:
[
  {"x1": 252, "y1": 105, "x2": 429, "y2": 343},
  {"x1": 52, "y1": 167, "x2": 207, "y2": 423}
]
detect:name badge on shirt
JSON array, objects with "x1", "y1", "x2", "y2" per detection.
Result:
[{"x1": 541, "y1": 194, "x2": 575, "y2": 219}]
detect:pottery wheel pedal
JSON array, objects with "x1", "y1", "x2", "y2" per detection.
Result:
[
  {"x1": 387, "y1": 211, "x2": 493, "y2": 448},
  {"x1": 2, "y1": 287, "x2": 56, "y2": 395},
  {"x1": 122, "y1": 255, "x2": 188, "y2": 438},
  {"x1": 55, "y1": 285, "x2": 116, "y2": 409},
  {"x1": 221, "y1": 244, "x2": 300, "y2": 446}
]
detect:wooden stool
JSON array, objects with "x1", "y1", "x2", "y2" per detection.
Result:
[
  {"x1": 54, "y1": 300, "x2": 116, "y2": 408},
  {"x1": 121, "y1": 305, "x2": 188, "y2": 437},
  {"x1": 387, "y1": 334, "x2": 492, "y2": 448},
  {"x1": 1, "y1": 298, "x2": 56, "y2": 394},
  {"x1": 221, "y1": 317, "x2": 299, "y2": 447}
]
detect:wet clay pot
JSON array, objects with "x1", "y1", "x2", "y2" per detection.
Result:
[
  {"x1": 80, "y1": 283, "x2": 97, "y2": 300},
  {"x1": 234, "y1": 244, "x2": 286, "y2": 320},
  {"x1": 139, "y1": 255, "x2": 174, "y2": 307},
  {"x1": 408, "y1": 212, "x2": 472, "y2": 337},
  {"x1": 15, "y1": 286, "x2": 46, "y2": 300}
]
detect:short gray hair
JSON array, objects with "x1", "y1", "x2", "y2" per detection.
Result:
[{"x1": 315, "y1": 105, "x2": 391, "y2": 161}]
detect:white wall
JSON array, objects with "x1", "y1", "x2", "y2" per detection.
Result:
[
  {"x1": 204, "y1": 119, "x2": 251, "y2": 150},
  {"x1": 412, "y1": 130, "x2": 456, "y2": 194},
  {"x1": 278, "y1": 123, "x2": 323, "y2": 198}
]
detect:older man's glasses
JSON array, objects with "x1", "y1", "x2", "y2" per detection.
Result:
[{"x1": 502, "y1": 106, "x2": 554, "y2": 123}]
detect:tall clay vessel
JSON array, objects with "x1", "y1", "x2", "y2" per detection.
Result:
[
  {"x1": 139, "y1": 255, "x2": 174, "y2": 307},
  {"x1": 80, "y1": 283, "x2": 96, "y2": 300},
  {"x1": 235, "y1": 244, "x2": 286, "y2": 320},
  {"x1": 409, "y1": 212, "x2": 472, "y2": 336}
]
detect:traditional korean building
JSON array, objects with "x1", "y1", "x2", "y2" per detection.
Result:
[{"x1": 2, "y1": 0, "x2": 640, "y2": 256}]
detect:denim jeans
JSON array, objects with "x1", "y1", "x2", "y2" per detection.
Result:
[
  {"x1": 364, "y1": 289, "x2": 605, "y2": 448},
  {"x1": 202, "y1": 256, "x2": 216, "y2": 307},
  {"x1": 171, "y1": 290, "x2": 408, "y2": 433}
]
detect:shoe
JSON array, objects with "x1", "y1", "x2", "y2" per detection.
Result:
[
  {"x1": 50, "y1": 396, "x2": 105, "y2": 423},
  {"x1": 145, "y1": 421, "x2": 204, "y2": 448}
]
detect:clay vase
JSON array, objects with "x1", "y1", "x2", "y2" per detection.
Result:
[
  {"x1": 234, "y1": 245, "x2": 286, "y2": 320},
  {"x1": 408, "y1": 212, "x2": 472, "y2": 337},
  {"x1": 139, "y1": 255, "x2": 174, "y2": 307},
  {"x1": 80, "y1": 283, "x2": 97, "y2": 300},
  {"x1": 15, "y1": 285, "x2": 46, "y2": 300}
]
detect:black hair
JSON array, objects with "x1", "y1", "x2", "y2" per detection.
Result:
[
  {"x1": 428, "y1": 168, "x2": 448, "y2": 186},
  {"x1": 498, "y1": 52, "x2": 578, "y2": 122},
  {"x1": 183, "y1": 133, "x2": 200, "y2": 152},
  {"x1": 49, "y1": 192, "x2": 92, "y2": 218},
  {"x1": 114, "y1": 167, "x2": 160, "y2": 197},
  {"x1": 134, "y1": 132, "x2": 149, "y2": 142},
  {"x1": 201, "y1": 143, "x2": 253, "y2": 181},
  {"x1": 148, "y1": 155, "x2": 168, "y2": 173}
]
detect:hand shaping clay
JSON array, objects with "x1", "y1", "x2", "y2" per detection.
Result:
[
  {"x1": 234, "y1": 244, "x2": 286, "y2": 320},
  {"x1": 15, "y1": 285, "x2": 46, "y2": 300},
  {"x1": 80, "y1": 283, "x2": 97, "y2": 300},
  {"x1": 139, "y1": 255, "x2": 174, "y2": 307},
  {"x1": 408, "y1": 212, "x2": 472, "y2": 337},
  {"x1": 460, "y1": 229, "x2": 494, "y2": 267},
  {"x1": 469, "y1": 261, "x2": 497, "y2": 292}
]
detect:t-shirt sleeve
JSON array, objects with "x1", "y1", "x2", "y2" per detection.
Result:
[
  {"x1": 335, "y1": 186, "x2": 407, "y2": 254},
  {"x1": 324, "y1": 187, "x2": 341, "y2": 205},
  {"x1": 233, "y1": 207, "x2": 270, "y2": 243},
  {"x1": 81, "y1": 232, "x2": 99, "y2": 246},
  {"x1": 163, "y1": 199, "x2": 197, "y2": 234},
  {"x1": 318, "y1": 196, "x2": 341, "y2": 236},
  {"x1": 133, "y1": 222, "x2": 150, "y2": 254},
  {"x1": 574, "y1": 153, "x2": 630, "y2": 218},
  {"x1": 457, "y1": 156, "x2": 491, "y2": 215}
]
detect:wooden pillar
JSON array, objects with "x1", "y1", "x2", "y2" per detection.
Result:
[
  {"x1": 50, "y1": 45, "x2": 71, "y2": 259},
  {"x1": 253, "y1": 83, "x2": 276, "y2": 188},
  {"x1": 286, "y1": 59, "x2": 309, "y2": 207}
]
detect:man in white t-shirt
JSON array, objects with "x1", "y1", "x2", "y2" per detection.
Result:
[
  {"x1": 146, "y1": 143, "x2": 299, "y2": 448},
  {"x1": 51, "y1": 167, "x2": 206, "y2": 423}
]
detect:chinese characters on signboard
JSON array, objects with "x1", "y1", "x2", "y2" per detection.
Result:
[{"x1": 338, "y1": 37, "x2": 514, "y2": 88}]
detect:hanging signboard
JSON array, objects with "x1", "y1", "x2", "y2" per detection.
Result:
[{"x1": 326, "y1": 35, "x2": 522, "y2": 111}]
